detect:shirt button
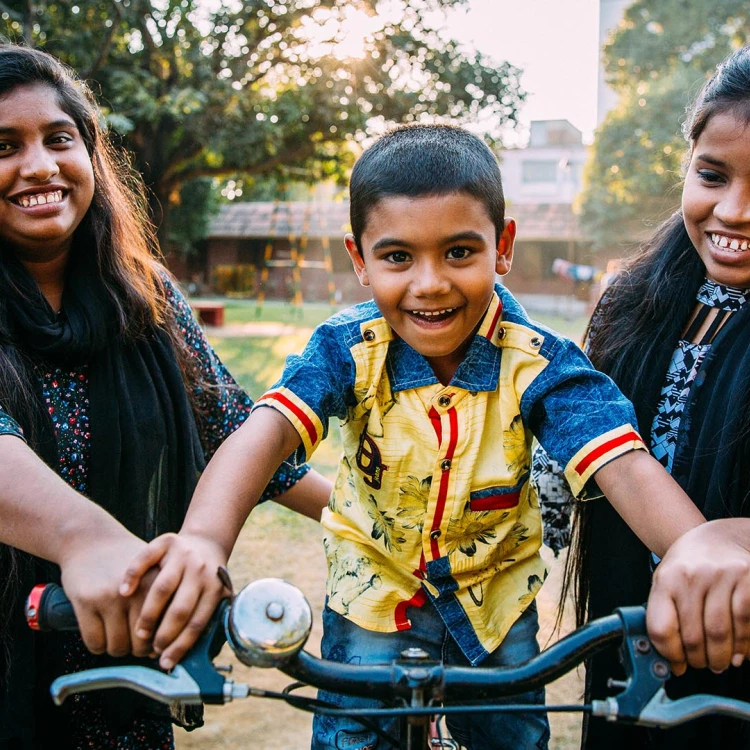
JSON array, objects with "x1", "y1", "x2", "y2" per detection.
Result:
[
  {"x1": 497, "y1": 326, "x2": 506, "y2": 340},
  {"x1": 363, "y1": 329, "x2": 376, "y2": 342},
  {"x1": 430, "y1": 529, "x2": 441, "y2": 540},
  {"x1": 438, "y1": 394, "x2": 451, "y2": 407},
  {"x1": 441, "y1": 459, "x2": 452, "y2": 471},
  {"x1": 530, "y1": 336, "x2": 542, "y2": 348}
]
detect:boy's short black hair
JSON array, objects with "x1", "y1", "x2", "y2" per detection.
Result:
[{"x1": 349, "y1": 124, "x2": 505, "y2": 251}]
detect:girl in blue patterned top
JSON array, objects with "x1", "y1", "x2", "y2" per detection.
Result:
[
  {"x1": 556, "y1": 45, "x2": 750, "y2": 750},
  {"x1": 0, "y1": 44, "x2": 331, "y2": 749}
]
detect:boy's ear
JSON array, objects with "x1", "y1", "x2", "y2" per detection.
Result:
[
  {"x1": 495, "y1": 218, "x2": 516, "y2": 276},
  {"x1": 345, "y1": 234, "x2": 370, "y2": 287}
]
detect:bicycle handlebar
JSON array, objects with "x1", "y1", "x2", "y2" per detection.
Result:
[{"x1": 27, "y1": 579, "x2": 750, "y2": 729}]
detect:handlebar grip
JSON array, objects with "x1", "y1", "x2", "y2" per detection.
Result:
[{"x1": 26, "y1": 583, "x2": 79, "y2": 632}]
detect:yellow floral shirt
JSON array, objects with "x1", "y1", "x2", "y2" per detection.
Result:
[{"x1": 257, "y1": 287, "x2": 644, "y2": 663}]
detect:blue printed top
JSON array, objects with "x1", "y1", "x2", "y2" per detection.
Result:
[{"x1": 0, "y1": 278, "x2": 308, "y2": 750}]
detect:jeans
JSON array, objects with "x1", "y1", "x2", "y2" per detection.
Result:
[{"x1": 311, "y1": 598, "x2": 550, "y2": 750}]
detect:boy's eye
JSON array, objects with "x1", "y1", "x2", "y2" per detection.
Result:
[
  {"x1": 385, "y1": 250, "x2": 410, "y2": 263},
  {"x1": 447, "y1": 246, "x2": 471, "y2": 260},
  {"x1": 0, "y1": 142, "x2": 15, "y2": 154}
]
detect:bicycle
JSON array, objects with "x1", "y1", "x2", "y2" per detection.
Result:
[{"x1": 26, "y1": 578, "x2": 750, "y2": 750}]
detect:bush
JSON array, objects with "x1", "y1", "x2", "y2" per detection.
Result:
[{"x1": 212, "y1": 264, "x2": 257, "y2": 296}]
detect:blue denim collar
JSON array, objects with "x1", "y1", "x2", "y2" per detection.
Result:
[{"x1": 385, "y1": 288, "x2": 505, "y2": 393}]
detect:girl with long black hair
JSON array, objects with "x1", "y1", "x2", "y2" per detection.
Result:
[
  {"x1": 551, "y1": 44, "x2": 750, "y2": 749},
  {"x1": 0, "y1": 44, "x2": 331, "y2": 749}
]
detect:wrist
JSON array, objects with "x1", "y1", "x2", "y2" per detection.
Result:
[{"x1": 55, "y1": 504, "x2": 133, "y2": 567}]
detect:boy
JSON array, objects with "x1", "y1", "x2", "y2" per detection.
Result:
[{"x1": 131, "y1": 125, "x2": 706, "y2": 749}]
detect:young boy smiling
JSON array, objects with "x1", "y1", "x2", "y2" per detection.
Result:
[{"x1": 133, "y1": 125, "x2": 707, "y2": 749}]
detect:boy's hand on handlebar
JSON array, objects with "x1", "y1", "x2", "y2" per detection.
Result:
[
  {"x1": 122, "y1": 532, "x2": 231, "y2": 669},
  {"x1": 646, "y1": 520, "x2": 750, "y2": 676}
]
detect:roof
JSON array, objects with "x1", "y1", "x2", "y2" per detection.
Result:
[
  {"x1": 508, "y1": 202, "x2": 585, "y2": 242},
  {"x1": 208, "y1": 201, "x2": 351, "y2": 239},
  {"x1": 207, "y1": 200, "x2": 585, "y2": 243}
]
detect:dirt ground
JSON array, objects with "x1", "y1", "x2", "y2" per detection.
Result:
[{"x1": 174, "y1": 503, "x2": 583, "y2": 750}]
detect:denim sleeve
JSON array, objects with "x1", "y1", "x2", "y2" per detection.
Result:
[
  {"x1": 522, "y1": 337, "x2": 645, "y2": 497},
  {"x1": 254, "y1": 321, "x2": 354, "y2": 463}
]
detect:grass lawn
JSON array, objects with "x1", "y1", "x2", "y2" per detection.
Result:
[{"x1": 176, "y1": 299, "x2": 590, "y2": 750}]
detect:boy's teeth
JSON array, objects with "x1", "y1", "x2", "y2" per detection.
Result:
[
  {"x1": 414, "y1": 308, "x2": 455, "y2": 317},
  {"x1": 17, "y1": 190, "x2": 63, "y2": 208},
  {"x1": 712, "y1": 233, "x2": 749, "y2": 252}
]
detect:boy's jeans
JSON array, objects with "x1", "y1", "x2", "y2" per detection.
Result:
[{"x1": 311, "y1": 598, "x2": 550, "y2": 750}]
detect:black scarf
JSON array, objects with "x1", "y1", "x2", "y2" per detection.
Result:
[
  {"x1": 583, "y1": 302, "x2": 750, "y2": 749},
  {"x1": 0, "y1": 250, "x2": 205, "y2": 748}
]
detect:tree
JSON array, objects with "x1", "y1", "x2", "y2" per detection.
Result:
[
  {"x1": 580, "y1": 0, "x2": 747, "y2": 252},
  {"x1": 1, "y1": 0, "x2": 525, "y2": 251}
]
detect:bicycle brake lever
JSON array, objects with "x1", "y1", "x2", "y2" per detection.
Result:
[
  {"x1": 51, "y1": 599, "x2": 250, "y2": 707},
  {"x1": 52, "y1": 664, "x2": 203, "y2": 706},
  {"x1": 590, "y1": 606, "x2": 671, "y2": 725},
  {"x1": 635, "y1": 687, "x2": 750, "y2": 727}
]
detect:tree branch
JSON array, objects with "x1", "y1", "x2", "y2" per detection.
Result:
[{"x1": 81, "y1": 0, "x2": 123, "y2": 79}]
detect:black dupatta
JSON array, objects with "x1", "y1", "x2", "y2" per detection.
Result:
[
  {"x1": 0, "y1": 249, "x2": 205, "y2": 747},
  {"x1": 583, "y1": 299, "x2": 750, "y2": 749}
]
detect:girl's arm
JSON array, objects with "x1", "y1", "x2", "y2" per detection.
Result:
[
  {"x1": 165, "y1": 278, "x2": 329, "y2": 519},
  {"x1": 274, "y1": 468, "x2": 332, "y2": 520},
  {"x1": 124, "y1": 406, "x2": 303, "y2": 668},
  {"x1": 0, "y1": 435, "x2": 154, "y2": 658}
]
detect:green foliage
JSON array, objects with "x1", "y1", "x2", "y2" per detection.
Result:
[
  {"x1": 212, "y1": 264, "x2": 257, "y2": 296},
  {"x1": 1, "y1": 0, "x2": 525, "y2": 254},
  {"x1": 167, "y1": 177, "x2": 221, "y2": 254},
  {"x1": 581, "y1": 0, "x2": 748, "y2": 251}
]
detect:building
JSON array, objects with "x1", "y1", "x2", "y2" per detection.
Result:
[
  {"x1": 202, "y1": 200, "x2": 368, "y2": 304},
  {"x1": 497, "y1": 120, "x2": 592, "y2": 295}
]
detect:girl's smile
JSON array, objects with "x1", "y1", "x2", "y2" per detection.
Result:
[
  {"x1": 0, "y1": 83, "x2": 94, "y2": 262},
  {"x1": 682, "y1": 111, "x2": 750, "y2": 288}
]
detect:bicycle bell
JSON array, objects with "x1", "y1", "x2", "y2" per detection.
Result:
[{"x1": 225, "y1": 578, "x2": 313, "y2": 667}]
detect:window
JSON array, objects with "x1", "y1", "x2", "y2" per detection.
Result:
[{"x1": 521, "y1": 160, "x2": 557, "y2": 184}]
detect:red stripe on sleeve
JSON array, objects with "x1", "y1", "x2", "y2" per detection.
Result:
[
  {"x1": 574, "y1": 431, "x2": 641, "y2": 476},
  {"x1": 394, "y1": 588, "x2": 427, "y2": 631},
  {"x1": 258, "y1": 392, "x2": 318, "y2": 445}
]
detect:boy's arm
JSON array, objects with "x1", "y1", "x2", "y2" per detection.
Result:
[
  {"x1": 124, "y1": 407, "x2": 303, "y2": 668},
  {"x1": 594, "y1": 450, "x2": 705, "y2": 558}
]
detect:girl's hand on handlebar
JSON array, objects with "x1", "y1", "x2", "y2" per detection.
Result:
[
  {"x1": 646, "y1": 519, "x2": 750, "y2": 676},
  {"x1": 58, "y1": 531, "x2": 156, "y2": 659},
  {"x1": 121, "y1": 532, "x2": 231, "y2": 669}
]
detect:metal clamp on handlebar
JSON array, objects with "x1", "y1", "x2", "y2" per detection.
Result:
[{"x1": 590, "y1": 606, "x2": 670, "y2": 724}]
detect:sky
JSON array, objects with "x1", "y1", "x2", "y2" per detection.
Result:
[{"x1": 442, "y1": 0, "x2": 603, "y2": 144}]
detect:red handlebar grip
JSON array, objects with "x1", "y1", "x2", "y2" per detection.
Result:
[{"x1": 25, "y1": 583, "x2": 47, "y2": 631}]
